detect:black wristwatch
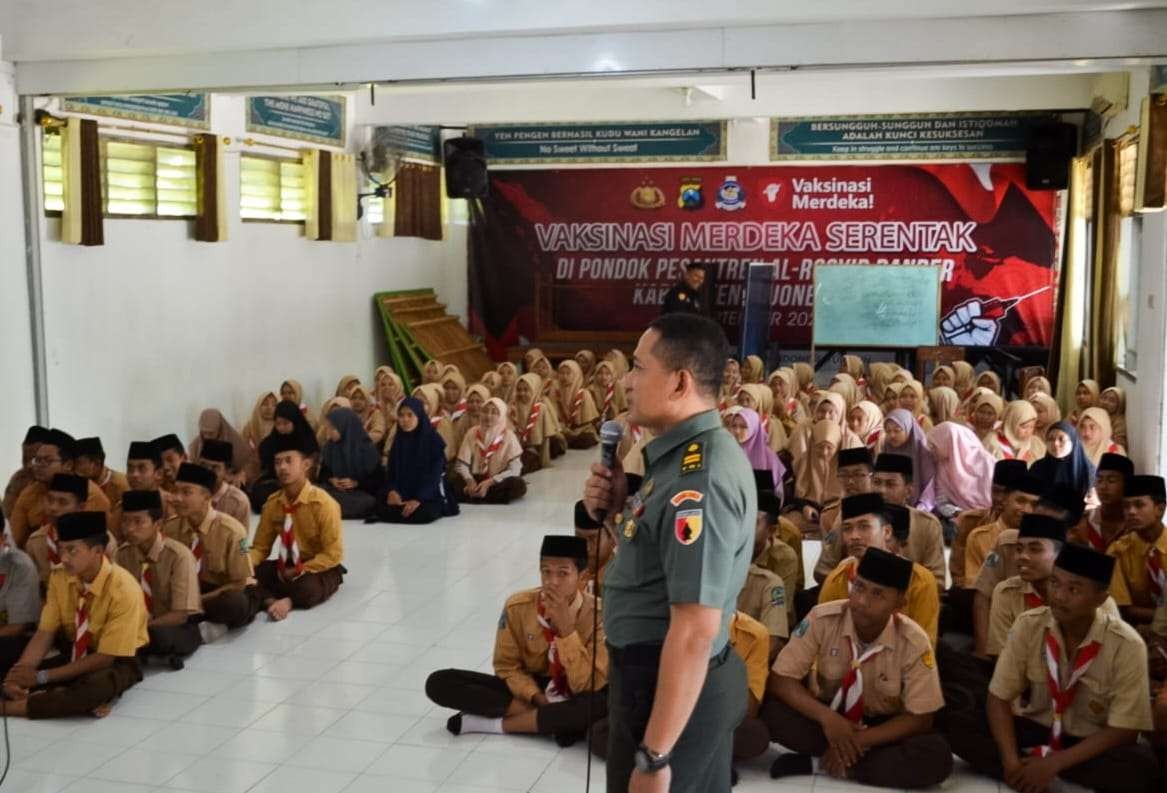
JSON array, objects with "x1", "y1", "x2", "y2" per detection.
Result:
[{"x1": 634, "y1": 743, "x2": 671, "y2": 773}]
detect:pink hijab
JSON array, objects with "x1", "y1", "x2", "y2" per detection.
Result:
[
  {"x1": 727, "y1": 407, "x2": 786, "y2": 491},
  {"x1": 927, "y1": 422, "x2": 995, "y2": 510}
]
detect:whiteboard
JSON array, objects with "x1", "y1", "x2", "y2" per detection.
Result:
[{"x1": 812, "y1": 265, "x2": 941, "y2": 348}]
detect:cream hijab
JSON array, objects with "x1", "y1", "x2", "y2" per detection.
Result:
[
  {"x1": 457, "y1": 397, "x2": 523, "y2": 477},
  {"x1": 1079, "y1": 406, "x2": 1121, "y2": 466},
  {"x1": 928, "y1": 386, "x2": 960, "y2": 425},
  {"x1": 243, "y1": 391, "x2": 278, "y2": 449},
  {"x1": 794, "y1": 419, "x2": 842, "y2": 504}
]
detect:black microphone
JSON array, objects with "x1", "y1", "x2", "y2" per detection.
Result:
[{"x1": 595, "y1": 420, "x2": 625, "y2": 522}]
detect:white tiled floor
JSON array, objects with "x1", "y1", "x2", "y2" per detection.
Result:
[{"x1": 2, "y1": 449, "x2": 1000, "y2": 792}]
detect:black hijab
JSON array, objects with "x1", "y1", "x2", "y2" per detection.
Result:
[
  {"x1": 321, "y1": 407, "x2": 381, "y2": 479},
  {"x1": 1030, "y1": 421, "x2": 1095, "y2": 500},
  {"x1": 387, "y1": 396, "x2": 446, "y2": 499},
  {"x1": 260, "y1": 399, "x2": 319, "y2": 471}
]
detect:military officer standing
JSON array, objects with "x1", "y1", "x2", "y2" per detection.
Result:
[
  {"x1": 661, "y1": 262, "x2": 707, "y2": 316},
  {"x1": 583, "y1": 313, "x2": 753, "y2": 793}
]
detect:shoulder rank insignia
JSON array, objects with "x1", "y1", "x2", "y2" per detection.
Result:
[{"x1": 679, "y1": 441, "x2": 704, "y2": 474}]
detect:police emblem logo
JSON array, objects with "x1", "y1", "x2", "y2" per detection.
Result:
[{"x1": 674, "y1": 509, "x2": 703, "y2": 545}]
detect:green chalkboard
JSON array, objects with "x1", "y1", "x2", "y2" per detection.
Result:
[{"x1": 813, "y1": 265, "x2": 941, "y2": 347}]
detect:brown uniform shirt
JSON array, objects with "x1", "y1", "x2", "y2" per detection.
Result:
[
  {"x1": 96, "y1": 468, "x2": 130, "y2": 511},
  {"x1": 819, "y1": 557, "x2": 939, "y2": 647},
  {"x1": 774, "y1": 600, "x2": 943, "y2": 718},
  {"x1": 989, "y1": 606, "x2": 1152, "y2": 736},
  {"x1": 987, "y1": 576, "x2": 1120, "y2": 656},
  {"x1": 252, "y1": 483, "x2": 343, "y2": 574},
  {"x1": 115, "y1": 534, "x2": 203, "y2": 618},
  {"x1": 737, "y1": 564, "x2": 789, "y2": 639},
  {"x1": 39, "y1": 557, "x2": 148, "y2": 657},
  {"x1": 494, "y1": 587, "x2": 607, "y2": 703},
  {"x1": 972, "y1": 529, "x2": 1019, "y2": 599},
  {"x1": 9, "y1": 480, "x2": 112, "y2": 548},
  {"x1": 1107, "y1": 526, "x2": 1167, "y2": 609},
  {"x1": 163, "y1": 508, "x2": 254, "y2": 589},
  {"x1": 965, "y1": 518, "x2": 1012, "y2": 584},
  {"x1": 729, "y1": 611, "x2": 770, "y2": 702},
  {"x1": 1068, "y1": 507, "x2": 1128, "y2": 552},
  {"x1": 212, "y1": 482, "x2": 251, "y2": 534},
  {"x1": 27, "y1": 524, "x2": 118, "y2": 586},
  {"x1": 951, "y1": 506, "x2": 991, "y2": 587},
  {"x1": 816, "y1": 506, "x2": 946, "y2": 591},
  {"x1": 2, "y1": 468, "x2": 34, "y2": 519},
  {"x1": 754, "y1": 538, "x2": 800, "y2": 621}
]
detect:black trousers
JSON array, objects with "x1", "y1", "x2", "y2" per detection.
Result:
[
  {"x1": 940, "y1": 587, "x2": 976, "y2": 637},
  {"x1": 201, "y1": 583, "x2": 263, "y2": 629},
  {"x1": 373, "y1": 500, "x2": 444, "y2": 525},
  {"x1": 760, "y1": 698, "x2": 953, "y2": 789},
  {"x1": 254, "y1": 561, "x2": 343, "y2": 610},
  {"x1": 145, "y1": 622, "x2": 202, "y2": 658},
  {"x1": 321, "y1": 486, "x2": 377, "y2": 520},
  {"x1": 947, "y1": 711, "x2": 1161, "y2": 793},
  {"x1": 26, "y1": 656, "x2": 142, "y2": 719},
  {"x1": 0, "y1": 633, "x2": 32, "y2": 679},
  {"x1": 606, "y1": 642, "x2": 746, "y2": 793},
  {"x1": 425, "y1": 668, "x2": 608, "y2": 737},
  {"x1": 794, "y1": 585, "x2": 821, "y2": 623}
]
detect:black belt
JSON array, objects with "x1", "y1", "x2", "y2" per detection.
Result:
[{"x1": 608, "y1": 641, "x2": 732, "y2": 668}]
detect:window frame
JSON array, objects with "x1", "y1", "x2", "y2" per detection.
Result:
[{"x1": 239, "y1": 151, "x2": 308, "y2": 225}]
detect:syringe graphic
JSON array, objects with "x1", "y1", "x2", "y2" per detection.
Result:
[{"x1": 947, "y1": 285, "x2": 1052, "y2": 335}]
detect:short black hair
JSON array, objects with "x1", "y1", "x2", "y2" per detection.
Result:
[
  {"x1": 645, "y1": 314, "x2": 728, "y2": 399},
  {"x1": 685, "y1": 261, "x2": 707, "y2": 271}
]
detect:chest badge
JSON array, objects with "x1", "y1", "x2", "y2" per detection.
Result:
[{"x1": 624, "y1": 519, "x2": 637, "y2": 540}]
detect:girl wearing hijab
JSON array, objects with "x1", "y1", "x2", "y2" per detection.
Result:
[
  {"x1": 1031, "y1": 422, "x2": 1096, "y2": 501},
  {"x1": 1068, "y1": 379, "x2": 1101, "y2": 426},
  {"x1": 769, "y1": 369, "x2": 808, "y2": 429},
  {"x1": 839, "y1": 354, "x2": 866, "y2": 388},
  {"x1": 349, "y1": 385, "x2": 387, "y2": 448},
  {"x1": 726, "y1": 407, "x2": 786, "y2": 493},
  {"x1": 742, "y1": 355, "x2": 765, "y2": 384},
  {"x1": 242, "y1": 391, "x2": 278, "y2": 452},
  {"x1": 453, "y1": 384, "x2": 492, "y2": 451},
  {"x1": 951, "y1": 361, "x2": 976, "y2": 399},
  {"x1": 1029, "y1": 392, "x2": 1061, "y2": 437},
  {"x1": 787, "y1": 392, "x2": 862, "y2": 463},
  {"x1": 531, "y1": 355, "x2": 561, "y2": 414},
  {"x1": 452, "y1": 397, "x2": 527, "y2": 504},
  {"x1": 720, "y1": 359, "x2": 743, "y2": 412},
  {"x1": 969, "y1": 390, "x2": 1004, "y2": 446},
  {"x1": 374, "y1": 397, "x2": 454, "y2": 524},
  {"x1": 736, "y1": 383, "x2": 788, "y2": 453},
  {"x1": 589, "y1": 360, "x2": 627, "y2": 422},
  {"x1": 316, "y1": 396, "x2": 351, "y2": 448},
  {"x1": 412, "y1": 384, "x2": 458, "y2": 460},
  {"x1": 479, "y1": 372, "x2": 502, "y2": 399},
  {"x1": 189, "y1": 409, "x2": 258, "y2": 486},
  {"x1": 249, "y1": 399, "x2": 320, "y2": 512},
  {"x1": 929, "y1": 365, "x2": 955, "y2": 390},
  {"x1": 881, "y1": 382, "x2": 904, "y2": 417},
  {"x1": 1100, "y1": 386, "x2": 1128, "y2": 448},
  {"x1": 866, "y1": 363, "x2": 894, "y2": 404},
  {"x1": 975, "y1": 370, "x2": 1003, "y2": 396},
  {"x1": 927, "y1": 422, "x2": 995, "y2": 518},
  {"x1": 279, "y1": 379, "x2": 319, "y2": 428},
  {"x1": 605, "y1": 349, "x2": 630, "y2": 381},
  {"x1": 510, "y1": 373, "x2": 560, "y2": 472},
  {"x1": 927, "y1": 386, "x2": 960, "y2": 425},
  {"x1": 439, "y1": 367, "x2": 469, "y2": 422},
  {"x1": 319, "y1": 407, "x2": 383, "y2": 519},
  {"x1": 828, "y1": 373, "x2": 862, "y2": 411},
  {"x1": 495, "y1": 362, "x2": 519, "y2": 402},
  {"x1": 374, "y1": 369, "x2": 405, "y2": 455},
  {"x1": 1023, "y1": 375, "x2": 1053, "y2": 399},
  {"x1": 881, "y1": 409, "x2": 937, "y2": 511},
  {"x1": 984, "y1": 400, "x2": 1046, "y2": 463},
  {"x1": 574, "y1": 350, "x2": 598, "y2": 386},
  {"x1": 556, "y1": 359, "x2": 601, "y2": 448},
  {"x1": 335, "y1": 374, "x2": 362, "y2": 399},
  {"x1": 422, "y1": 359, "x2": 444, "y2": 385},
  {"x1": 792, "y1": 362, "x2": 817, "y2": 408},
  {"x1": 897, "y1": 380, "x2": 933, "y2": 432},
  {"x1": 792, "y1": 419, "x2": 842, "y2": 532},
  {"x1": 522, "y1": 348, "x2": 544, "y2": 372},
  {"x1": 1078, "y1": 407, "x2": 1126, "y2": 466},
  {"x1": 847, "y1": 401, "x2": 884, "y2": 453}
]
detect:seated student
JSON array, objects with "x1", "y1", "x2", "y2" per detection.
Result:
[
  {"x1": 188, "y1": 409, "x2": 258, "y2": 487},
  {"x1": 720, "y1": 357, "x2": 743, "y2": 412},
  {"x1": 951, "y1": 459, "x2": 1027, "y2": 589},
  {"x1": 1100, "y1": 386, "x2": 1128, "y2": 449},
  {"x1": 1, "y1": 511, "x2": 147, "y2": 719},
  {"x1": 452, "y1": 398, "x2": 528, "y2": 505},
  {"x1": 510, "y1": 373, "x2": 560, "y2": 474},
  {"x1": 153, "y1": 433, "x2": 188, "y2": 493},
  {"x1": 73, "y1": 437, "x2": 129, "y2": 510},
  {"x1": 1031, "y1": 422, "x2": 1096, "y2": 503},
  {"x1": 964, "y1": 473, "x2": 1043, "y2": 585},
  {"x1": 949, "y1": 544, "x2": 1159, "y2": 793},
  {"x1": 452, "y1": 384, "x2": 490, "y2": 452},
  {"x1": 9, "y1": 429, "x2": 111, "y2": 548},
  {"x1": 279, "y1": 378, "x2": 319, "y2": 428},
  {"x1": 738, "y1": 493, "x2": 790, "y2": 660},
  {"x1": 439, "y1": 367, "x2": 469, "y2": 423},
  {"x1": 970, "y1": 528, "x2": 1020, "y2": 657},
  {"x1": 119, "y1": 440, "x2": 177, "y2": 524},
  {"x1": 421, "y1": 359, "x2": 444, "y2": 385},
  {"x1": 726, "y1": 611, "x2": 774, "y2": 770},
  {"x1": 162, "y1": 469, "x2": 260, "y2": 632},
  {"x1": 196, "y1": 439, "x2": 251, "y2": 532},
  {"x1": 819, "y1": 493, "x2": 939, "y2": 647},
  {"x1": 1107, "y1": 474, "x2": 1167, "y2": 627},
  {"x1": 426, "y1": 536, "x2": 607, "y2": 743},
  {"x1": 0, "y1": 512, "x2": 47, "y2": 678},
  {"x1": 790, "y1": 419, "x2": 844, "y2": 535},
  {"x1": 815, "y1": 447, "x2": 875, "y2": 553},
  {"x1": 495, "y1": 362, "x2": 518, "y2": 402},
  {"x1": 927, "y1": 422, "x2": 995, "y2": 529},
  {"x1": 374, "y1": 398, "x2": 453, "y2": 525},
  {"x1": 1071, "y1": 453, "x2": 1132, "y2": 551},
  {"x1": 589, "y1": 360, "x2": 627, "y2": 423},
  {"x1": 348, "y1": 385, "x2": 386, "y2": 448},
  {"x1": 374, "y1": 367, "x2": 405, "y2": 447},
  {"x1": 26, "y1": 473, "x2": 97, "y2": 586},
  {"x1": 3, "y1": 425, "x2": 48, "y2": 519},
  {"x1": 412, "y1": 383, "x2": 459, "y2": 460},
  {"x1": 1079, "y1": 407, "x2": 1126, "y2": 467},
  {"x1": 572, "y1": 501, "x2": 614, "y2": 596},
  {"x1": 318, "y1": 407, "x2": 383, "y2": 520},
  {"x1": 555, "y1": 360, "x2": 601, "y2": 449},
  {"x1": 530, "y1": 355, "x2": 562, "y2": 414},
  {"x1": 251, "y1": 434, "x2": 345, "y2": 621},
  {"x1": 754, "y1": 478, "x2": 803, "y2": 608},
  {"x1": 241, "y1": 390, "x2": 278, "y2": 455},
  {"x1": 764, "y1": 547, "x2": 952, "y2": 788},
  {"x1": 726, "y1": 407, "x2": 786, "y2": 496},
  {"x1": 116, "y1": 490, "x2": 202, "y2": 669},
  {"x1": 250, "y1": 399, "x2": 320, "y2": 512}
]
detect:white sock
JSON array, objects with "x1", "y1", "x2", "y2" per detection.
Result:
[
  {"x1": 811, "y1": 756, "x2": 823, "y2": 775},
  {"x1": 460, "y1": 715, "x2": 504, "y2": 734}
]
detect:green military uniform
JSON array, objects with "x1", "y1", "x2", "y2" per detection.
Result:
[{"x1": 604, "y1": 409, "x2": 753, "y2": 793}]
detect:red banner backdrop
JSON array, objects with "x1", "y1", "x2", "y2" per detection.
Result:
[{"x1": 467, "y1": 163, "x2": 1061, "y2": 356}]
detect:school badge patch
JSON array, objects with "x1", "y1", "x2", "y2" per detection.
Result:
[
  {"x1": 674, "y1": 509, "x2": 703, "y2": 545},
  {"x1": 679, "y1": 442, "x2": 704, "y2": 474},
  {"x1": 770, "y1": 586, "x2": 785, "y2": 606},
  {"x1": 793, "y1": 617, "x2": 810, "y2": 638}
]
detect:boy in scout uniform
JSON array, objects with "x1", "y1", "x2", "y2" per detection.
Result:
[
  {"x1": 764, "y1": 547, "x2": 952, "y2": 788},
  {"x1": 25, "y1": 473, "x2": 90, "y2": 586},
  {"x1": 197, "y1": 439, "x2": 251, "y2": 533},
  {"x1": 153, "y1": 433, "x2": 188, "y2": 492},
  {"x1": 1107, "y1": 474, "x2": 1167, "y2": 627},
  {"x1": 964, "y1": 473, "x2": 1043, "y2": 585},
  {"x1": 726, "y1": 611, "x2": 773, "y2": 767},
  {"x1": 0, "y1": 512, "x2": 47, "y2": 678},
  {"x1": 9, "y1": 429, "x2": 111, "y2": 548},
  {"x1": 818, "y1": 492, "x2": 939, "y2": 646},
  {"x1": 3, "y1": 425, "x2": 47, "y2": 519},
  {"x1": 163, "y1": 463, "x2": 260, "y2": 630},
  {"x1": 1072, "y1": 453, "x2": 1133, "y2": 551},
  {"x1": 117, "y1": 489, "x2": 203, "y2": 668},
  {"x1": 738, "y1": 490, "x2": 789, "y2": 660},
  {"x1": 753, "y1": 480, "x2": 801, "y2": 612},
  {"x1": 426, "y1": 535, "x2": 608, "y2": 743},
  {"x1": 813, "y1": 447, "x2": 874, "y2": 570},
  {"x1": 949, "y1": 544, "x2": 1159, "y2": 793},
  {"x1": 950, "y1": 459, "x2": 1026, "y2": 589},
  {"x1": 1, "y1": 511, "x2": 147, "y2": 719},
  {"x1": 252, "y1": 433, "x2": 344, "y2": 620},
  {"x1": 971, "y1": 528, "x2": 1019, "y2": 656},
  {"x1": 74, "y1": 436, "x2": 129, "y2": 513}
]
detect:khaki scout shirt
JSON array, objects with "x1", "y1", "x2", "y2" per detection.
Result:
[
  {"x1": 96, "y1": 468, "x2": 130, "y2": 511},
  {"x1": 212, "y1": 482, "x2": 252, "y2": 534},
  {"x1": 990, "y1": 606, "x2": 1152, "y2": 736},
  {"x1": 163, "y1": 508, "x2": 254, "y2": 589},
  {"x1": 9, "y1": 480, "x2": 111, "y2": 548},
  {"x1": 816, "y1": 506, "x2": 946, "y2": 591},
  {"x1": 1107, "y1": 525, "x2": 1167, "y2": 608},
  {"x1": 729, "y1": 611, "x2": 770, "y2": 702},
  {"x1": 39, "y1": 557, "x2": 148, "y2": 657},
  {"x1": 965, "y1": 518, "x2": 1013, "y2": 584},
  {"x1": 494, "y1": 587, "x2": 607, "y2": 703},
  {"x1": 604, "y1": 410, "x2": 754, "y2": 653},
  {"x1": 774, "y1": 600, "x2": 943, "y2": 718},
  {"x1": 737, "y1": 564, "x2": 789, "y2": 639},
  {"x1": 753, "y1": 538, "x2": 799, "y2": 621},
  {"x1": 951, "y1": 506, "x2": 992, "y2": 588},
  {"x1": 252, "y1": 483, "x2": 343, "y2": 574},
  {"x1": 973, "y1": 529, "x2": 1020, "y2": 599},
  {"x1": 987, "y1": 575, "x2": 1120, "y2": 657},
  {"x1": 819, "y1": 556, "x2": 939, "y2": 648},
  {"x1": 115, "y1": 534, "x2": 202, "y2": 618}
]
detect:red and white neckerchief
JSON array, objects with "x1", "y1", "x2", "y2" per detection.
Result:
[
  {"x1": 1106, "y1": 441, "x2": 1120, "y2": 454},
  {"x1": 521, "y1": 402, "x2": 543, "y2": 444},
  {"x1": 44, "y1": 524, "x2": 61, "y2": 568},
  {"x1": 1023, "y1": 587, "x2": 1044, "y2": 610},
  {"x1": 629, "y1": 422, "x2": 644, "y2": 444},
  {"x1": 141, "y1": 561, "x2": 154, "y2": 613},
  {"x1": 856, "y1": 377, "x2": 867, "y2": 388},
  {"x1": 1030, "y1": 629, "x2": 1103, "y2": 757},
  {"x1": 995, "y1": 431, "x2": 1017, "y2": 460},
  {"x1": 277, "y1": 503, "x2": 304, "y2": 578},
  {"x1": 449, "y1": 400, "x2": 468, "y2": 422},
  {"x1": 846, "y1": 561, "x2": 858, "y2": 593},
  {"x1": 1147, "y1": 546, "x2": 1167, "y2": 603},
  {"x1": 865, "y1": 430, "x2": 881, "y2": 452},
  {"x1": 786, "y1": 398, "x2": 800, "y2": 415},
  {"x1": 536, "y1": 598, "x2": 571, "y2": 702},
  {"x1": 477, "y1": 429, "x2": 506, "y2": 471},
  {"x1": 1085, "y1": 511, "x2": 1107, "y2": 552},
  {"x1": 72, "y1": 585, "x2": 95, "y2": 662},
  {"x1": 190, "y1": 533, "x2": 204, "y2": 574},
  {"x1": 829, "y1": 634, "x2": 888, "y2": 723},
  {"x1": 430, "y1": 415, "x2": 444, "y2": 427},
  {"x1": 602, "y1": 384, "x2": 615, "y2": 417},
  {"x1": 570, "y1": 390, "x2": 584, "y2": 423}
]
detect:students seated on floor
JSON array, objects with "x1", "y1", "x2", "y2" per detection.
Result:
[
  {"x1": 555, "y1": 360, "x2": 601, "y2": 449},
  {"x1": 251, "y1": 433, "x2": 345, "y2": 621},
  {"x1": 162, "y1": 466, "x2": 261, "y2": 631},
  {"x1": 3, "y1": 426, "x2": 47, "y2": 519},
  {"x1": 948, "y1": 543, "x2": 1159, "y2": 793},
  {"x1": 373, "y1": 397, "x2": 454, "y2": 525},
  {"x1": 73, "y1": 436, "x2": 129, "y2": 511},
  {"x1": 2, "y1": 511, "x2": 147, "y2": 719},
  {"x1": 451, "y1": 383, "x2": 491, "y2": 452},
  {"x1": 9, "y1": 429, "x2": 111, "y2": 548},
  {"x1": 426, "y1": 535, "x2": 607, "y2": 744},
  {"x1": 196, "y1": 439, "x2": 251, "y2": 532},
  {"x1": 188, "y1": 409, "x2": 258, "y2": 487},
  {"x1": 153, "y1": 433, "x2": 188, "y2": 494},
  {"x1": 1106, "y1": 474, "x2": 1167, "y2": 628},
  {"x1": 25, "y1": 473, "x2": 105, "y2": 587},
  {"x1": 451, "y1": 397, "x2": 528, "y2": 505},
  {"x1": 318, "y1": 406, "x2": 383, "y2": 520},
  {"x1": 116, "y1": 489, "x2": 203, "y2": 669},
  {"x1": 0, "y1": 512, "x2": 47, "y2": 678},
  {"x1": 250, "y1": 399, "x2": 320, "y2": 511},
  {"x1": 118, "y1": 440, "x2": 177, "y2": 528},
  {"x1": 764, "y1": 547, "x2": 952, "y2": 789}
]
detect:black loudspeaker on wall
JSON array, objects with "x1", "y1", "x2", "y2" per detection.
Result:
[
  {"x1": 444, "y1": 137, "x2": 489, "y2": 199},
  {"x1": 1025, "y1": 121, "x2": 1077, "y2": 191}
]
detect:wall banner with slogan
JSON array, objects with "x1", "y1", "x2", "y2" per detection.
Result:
[
  {"x1": 62, "y1": 94, "x2": 211, "y2": 129},
  {"x1": 246, "y1": 95, "x2": 346, "y2": 147},
  {"x1": 472, "y1": 121, "x2": 726, "y2": 164},
  {"x1": 467, "y1": 164, "x2": 1061, "y2": 356}
]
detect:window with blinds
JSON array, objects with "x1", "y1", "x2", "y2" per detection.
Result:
[
  {"x1": 42, "y1": 131, "x2": 64, "y2": 212},
  {"x1": 240, "y1": 154, "x2": 307, "y2": 222}
]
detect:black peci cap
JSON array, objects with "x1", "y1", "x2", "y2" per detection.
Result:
[{"x1": 856, "y1": 547, "x2": 912, "y2": 591}]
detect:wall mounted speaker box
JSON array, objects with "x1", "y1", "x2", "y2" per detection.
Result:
[
  {"x1": 1026, "y1": 121, "x2": 1078, "y2": 190},
  {"x1": 444, "y1": 137, "x2": 488, "y2": 199}
]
